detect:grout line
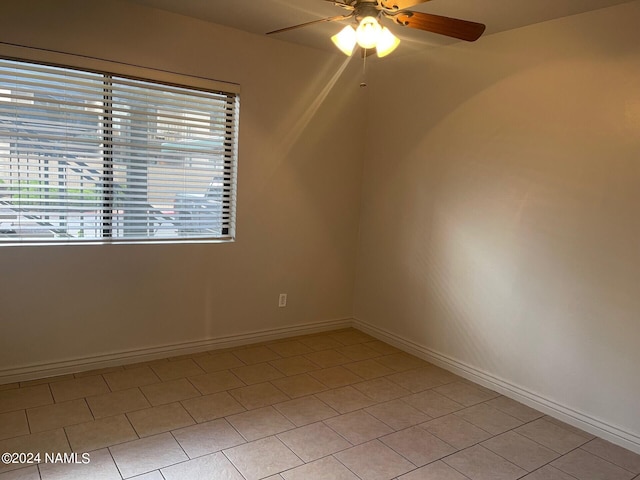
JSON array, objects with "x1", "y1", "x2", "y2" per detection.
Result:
[
  {"x1": 220, "y1": 449, "x2": 248, "y2": 480},
  {"x1": 332, "y1": 449, "x2": 376, "y2": 480},
  {"x1": 319, "y1": 418, "x2": 355, "y2": 447},
  {"x1": 7, "y1": 329, "x2": 638, "y2": 479},
  {"x1": 577, "y1": 441, "x2": 640, "y2": 474},
  {"x1": 98, "y1": 374, "x2": 113, "y2": 395},
  {"x1": 178, "y1": 397, "x2": 200, "y2": 428},
  {"x1": 80, "y1": 397, "x2": 95, "y2": 424},
  {"x1": 442, "y1": 409, "x2": 587, "y2": 477},
  {"x1": 105, "y1": 446, "x2": 125, "y2": 480},
  {"x1": 23, "y1": 407, "x2": 33, "y2": 435},
  {"x1": 60, "y1": 422, "x2": 72, "y2": 455},
  {"x1": 45, "y1": 382, "x2": 55, "y2": 406},
  {"x1": 183, "y1": 374, "x2": 207, "y2": 398},
  {"x1": 440, "y1": 459, "x2": 475, "y2": 480},
  {"x1": 168, "y1": 429, "x2": 190, "y2": 462},
  {"x1": 513, "y1": 443, "x2": 584, "y2": 480}
]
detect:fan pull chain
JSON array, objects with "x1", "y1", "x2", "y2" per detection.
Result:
[{"x1": 360, "y1": 48, "x2": 368, "y2": 88}]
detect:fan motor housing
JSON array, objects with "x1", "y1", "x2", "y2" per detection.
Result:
[{"x1": 353, "y1": 1, "x2": 382, "y2": 22}]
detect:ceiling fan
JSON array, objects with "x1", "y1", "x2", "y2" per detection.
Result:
[{"x1": 267, "y1": 0, "x2": 486, "y2": 58}]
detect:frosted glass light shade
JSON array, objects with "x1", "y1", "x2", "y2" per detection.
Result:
[
  {"x1": 331, "y1": 25, "x2": 357, "y2": 56},
  {"x1": 356, "y1": 16, "x2": 382, "y2": 49},
  {"x1": 376, "y1": 27, "x2": 400, "y2": 57}
]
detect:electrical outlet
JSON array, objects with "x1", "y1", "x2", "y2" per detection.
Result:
[{"x1": 278, "y1": 293, "x2": 287, "y2": 308}]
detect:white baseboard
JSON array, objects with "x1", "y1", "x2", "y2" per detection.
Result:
[
  {"x1": 0, "y1": 317, "x2": 352, "y2": 385},
  {"x1": 353, "y1": 317, "x2": 640, "y2": 455},
  {"x1": 5, "y1": 315, "x2": 639, "y2": 455}
]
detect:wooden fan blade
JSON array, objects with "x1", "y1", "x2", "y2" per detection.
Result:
[
  {"x1": 388, "y1": 11, "x2": 485, "y2": 41},
  {"x1": 267, "y1": 14, "x2": 352, "y2": 35},
  {"x1": 380, "y1": 0, "x2": 431, "y2": 11}
]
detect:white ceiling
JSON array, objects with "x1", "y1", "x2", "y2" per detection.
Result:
[{"x1": 124, "y1": 0, "x2": 633, "y2": 52}]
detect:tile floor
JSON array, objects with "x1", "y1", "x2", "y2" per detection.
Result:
[{"x1": 0, "y1": 328, "x2": 639, "y2": 480}]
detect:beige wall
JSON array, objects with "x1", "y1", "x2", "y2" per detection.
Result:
[
  {"x1": 2, "y1": 0, "x2": 639, "y2": 453},
  {"x1": 355, "y1": 1, "x2": 640, "y2": 449},
  {"x1": 0, "y1": 1, "x2": 364, "y2": 372}
]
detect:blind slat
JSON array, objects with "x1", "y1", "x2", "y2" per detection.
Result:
[{"x1": 0, "y1": 58, "x2": 239, "y2": 243}]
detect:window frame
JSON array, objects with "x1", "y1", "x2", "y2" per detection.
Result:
[{"x1": 0, "y1": 43, "x2": 240, "y2": 246}]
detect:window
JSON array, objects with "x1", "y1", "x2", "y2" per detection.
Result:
[{"x1": 0, "y1": 58, "x2": 239, "y2": 244}]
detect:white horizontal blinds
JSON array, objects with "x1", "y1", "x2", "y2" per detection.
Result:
[
  {"x1": 107, "y1": 75, "x2": 237, "y2": 239},
  {"x1": 0, "y1": 60, "x2": 105, "y2": 241},
  {"x1": 0, "y1": 58, "x2": 238, "y2": 243}
]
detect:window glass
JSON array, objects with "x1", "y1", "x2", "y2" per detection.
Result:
[{"x1": 0, "y1": 59, "x2": 239, "y2": 244}]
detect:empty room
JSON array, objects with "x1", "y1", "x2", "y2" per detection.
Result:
[{"x1": 1, "y1": 0, "x2": 639, "y2": 479}]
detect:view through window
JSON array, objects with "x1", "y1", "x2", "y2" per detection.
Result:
[{"x1": 0, "y1": 58, "x2": 239, "y2": 244}]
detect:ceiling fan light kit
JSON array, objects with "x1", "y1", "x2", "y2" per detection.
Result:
[
  {"x1": 331, "y1": 25, "x2": 357, "y2": 55},
  {"x1": 376, "y1": 26, "x2": 401, "y2": 57},
  {"x1": 331, "y1": 17, "x2": 400, "y2": 57},
  {"x1": 356, "y1": 16, "x2": 383, "y2": 48},
  {"x1": 267, "y1": 0, "x2": 486, "y2": 58}
]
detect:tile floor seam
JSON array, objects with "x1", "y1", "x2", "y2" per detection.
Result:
[
  {"x1": 318, "y1": 419, "x2": 356, "y2": 447},
  {"x1": 553, "y1": 443, "x2": 636, "y2": 479},
  {"x1": 413, "y1": 424, "x2": 461, "y2": 452},
  {"x1": 477, "y1": 433, "x2": 561, "y2": 476},
  {"x1": 84, "y1": 394, "x2": 98, "y2": 419},
  {"x1": 183, "y1": 375, "x2": 204, "y2": 397},
  {"x1": 419, "y1": 442, "x2": 503, "y2": 475},
  {"x1": 224, "y1": 419, "x2": 249, "y2": 456},
  {"x1": 521, "y1": 463, "x2": 581, "y2": 480},
  {"x1": 177, "y1": 397, "x2": 200, "y2": 428},
  {"x1": 220, "y1": 449, "x2": 242, "y2": 480},
  {"x1": 227, "y1": 369, "x2": 246, "y2": 387},
  {"x1": 105, "y1": 444, "x2": 125, "y2": 480},
  {"x1": 228, "y1": 351, "x2": 246, "y2": 367},
  {"x1": 4, "y1": 330, "x2": 640, "y2": 480},
  {"x1": 534, "y1": 442, "x2": 593, "y2": 479},
  {"x1": 477, "y1": 395, "x2": 540, "y2": 419},
  {"x1": 363, "y1": 405, "x2": 410, "y2": 433},
  {"x1": 60, "y1": 421, "x2": 73, "y2": 460},
  {"x1": 136, "y1": 381, "x2": 154, "y2": 409},
  {"x1": 276, "y1": 452, "x2": 355, "y2": 480},
  {"x1": 45, "y1": 383, "x2": 54, "y2": 410},
  {"x1": 265, "y1": 380, "x2": 294, "y2": 402},
  {"x1": 124, "y1": 411, "x2": 140, "y2": 438},
  {"x1": 426, "y1": 411, "x2": 496, "y2": 439},
  {"x1": 332, "y1": 439, "x2": 408, "y2": 480},
  {"x1": 441, "y1": 459, "x2": 477, "y2": 480},
  {"x1": 168, "y1": 429, "x2": 193, "y2": 472},
  {"x1": 474, "y1": 418, "x2": 552, "y2": 462},
  {"x1": 277, "y1": 433, "x2": 307, "y2": 469},
  {"x1": 24, "y1": 407, "x2": 33, "y2": 436},
  {"x1": 448, "y1": 407, "x2": 559, "y2": 455},
  {"x1": 411, "y1": 415, "x2": 570, "y2": 479},
  {"x1": 518, "y1": 418, "x2": 593, "y2": 456},
  {"x1": 397, "y1": 460, "x2": 477, "y2": 480},
  {"x1": 376, "y1": 433, "x2": 432, "y2": 470},
  {"x1": 578, "y1": 444, "x2": 640, "y2": 474},
  {"x1": 435, "y1": 392, "x2": 492, "y2": 408},
  {"x1": 227, "y1": 417, "x2": 251, "y2": 444},
  {"x1": 99, "y1": 374, "x2": 113, "y2": 395},
  {"x1": 82, "y1": 397, "x2": 96, "y2": 425},
  {"x1": 124, "y1": 411, "x2": 141, "y2": 446},
  {"x1": 330, "y1": 451, "x2": 372, "y2": 480},
  {"x1": 443, "y1": 445, "x2": 527, "y2": 480}
]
